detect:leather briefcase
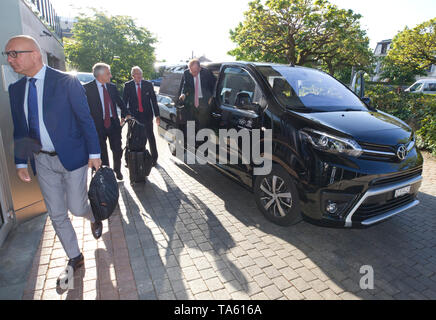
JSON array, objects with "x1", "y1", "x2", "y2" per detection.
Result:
[{"x1": 88, "y1": 167, "x2": 119, "y2": 221}]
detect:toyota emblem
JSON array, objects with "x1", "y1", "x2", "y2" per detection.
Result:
[{"x1": 397, "y1": 145, "x2": 407, "y2": 160}]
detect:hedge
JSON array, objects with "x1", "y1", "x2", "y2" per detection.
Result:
[{"x1": 366, "y1": 85, "x2": 436, "y2": 156}]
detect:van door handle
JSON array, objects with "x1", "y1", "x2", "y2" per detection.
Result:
[{"x1": 211, "y1": 113, "x2": 222, "y2": 119}]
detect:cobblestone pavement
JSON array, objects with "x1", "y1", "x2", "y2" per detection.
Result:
[{"x1": 22, "y1": 126, "x2": 436, "y2": 300}]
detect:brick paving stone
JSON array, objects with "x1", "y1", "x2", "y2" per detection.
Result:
[
  {"x1": 302, "y1": 289, "x2": 324, "y2": 300},
  {"x1": 188, "y1": 278, "x2": 208, "y2": 295},
  {"x1": 205, "y1": 277, "x2": 225, "y2": 291},
  {"x1": 290, "y1": 277, "x2": 311, "y2": 293},
  {"x1": 253, "y1": 274, "x2": 274, "y2": 289},
  {"x1": 272, "y1": 276, "x2": 292, "y2": 291}
]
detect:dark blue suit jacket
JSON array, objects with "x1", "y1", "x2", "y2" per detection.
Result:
[
  {"x1": 123, "y1": 79, "x2": 159, "y2": 123},
  {"x1": 8, "y1": 66, "x2": 101, "y2": 173}
]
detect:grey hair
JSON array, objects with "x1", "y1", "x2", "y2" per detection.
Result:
[
  {"x1": 131, "y1": 66, "x2": 143, "y2": 75},
  {"x1": 188, "y1": 58, "x2": 200, "y2": 68},
  {"x1": 92, "y1": 62, "x2": 110, "y2": 77}
]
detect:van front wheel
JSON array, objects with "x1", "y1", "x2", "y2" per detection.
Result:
[{"x1": 254, "y1": 165, "x2": 302, "y2": 226}]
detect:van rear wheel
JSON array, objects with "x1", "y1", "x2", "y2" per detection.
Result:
[{"x1": 254, "y1": 165, "x2": 302, "y2": 226}]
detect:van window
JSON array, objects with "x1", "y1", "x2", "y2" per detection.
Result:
[
  {"x1": 257, "y1": 66, "x2": 367, "y2": 112},
  {"x1": 218, "y1": 67, "x2": 263, "y2": 110},
  {"x1": 409, "y1": 82, "x2": 424, "y2": 92},
  {"x1": 423, "y1": 83, "x2": 436, "y2": 92}
]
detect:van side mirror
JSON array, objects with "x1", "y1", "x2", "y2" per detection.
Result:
[
  {"x1": 361, "y1": 97, "x2": 371, "y2": 106},
  {"x1": 238, "y1": 102, "x2": 262, "y2": 113}
]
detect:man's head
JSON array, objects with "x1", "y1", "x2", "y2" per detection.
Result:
[
  {"x1": 93, "y1": 63, "x2": 112, "y2": 84},
  {"x1": 4, "y1": 35, "x2": 43, "y2": 77},
  {"x1": 131, "y1": 66, "x2": 143, "y2": 84},
  {"x1": 188, "y1": 59, "x2": 201, "y2": 77}
]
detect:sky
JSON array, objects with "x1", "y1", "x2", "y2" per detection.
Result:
[{"x1": 49, "y1": 0, "x2": 436, "y2": 64}]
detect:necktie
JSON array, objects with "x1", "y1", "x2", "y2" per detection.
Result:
[
  {"x1": 194, "y1": 75, "x2": 199, "y2": 108},
  {"x1": 137, "y1": 83, "x2": 144, "y2": 112},
  {"x1": 102, "y1": 84, "x2": 112, "y2": 129},
  {"x1": 28, "y1": 78, "x2": 41, "y2": 149}
]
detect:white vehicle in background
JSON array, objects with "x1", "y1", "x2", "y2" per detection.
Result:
[
  {"x1": 66, "y1": 71, "x2": 95, "y2": 84},
  {"x1": 405, "y1": 79, "x2": 436, "y2": 95},
  {"x1": 157, "y1": 94, "x2": 177, "y2": 123}
]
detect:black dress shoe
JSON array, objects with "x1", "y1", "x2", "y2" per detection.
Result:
[
  {"x1": 91, "y1": 220, "x2": 103, "y2": 239},
  {"x1": 115, "y1": 171, "x2": 123, "y2": 180},
  {"x1": 56, "y1": 253, "x2": 84, "y2": 286}
]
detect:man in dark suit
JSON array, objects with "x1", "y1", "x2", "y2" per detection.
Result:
[
  {"x1": 123, "y1": 66, "x2": 160, "y2": 166},
  {"x1": 4, "y1": 35, "x2": 102, "y2": 285},
  {"x1": 179, "y1": 59, "x2": 216, "y2": 130},
  {"x1": 84, "y1": 63, "x2": 130, "y2": 180}
]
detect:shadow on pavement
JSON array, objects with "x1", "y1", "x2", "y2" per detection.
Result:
[{"x1": 172, "y1": 160, "x2": 436, "y2": 300}]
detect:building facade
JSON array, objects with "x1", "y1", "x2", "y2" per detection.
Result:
[{"x1": 372, "y1": 39, "x2": 436, "y2": 82}]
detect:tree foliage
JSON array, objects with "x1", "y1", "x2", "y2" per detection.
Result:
[
  {"x1": 228, "y1": 0, "x2": 373, "y2": 78},
  {"x1": 386, "y1": 18, "x2": 436, "y2": 73},
  {"x1": 64, "y1": 10, "x2": 156, "y2": 87}
]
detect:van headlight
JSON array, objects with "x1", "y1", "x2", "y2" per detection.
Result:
[{"x1": 300, "y1": 129, "x2": 363, "y2": 157}]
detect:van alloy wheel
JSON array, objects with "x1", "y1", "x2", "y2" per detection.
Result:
[
  {"x1": 254, "y1": 165, "x2": 302, "y2": 226},
  {"x1": 260, "y1": 175, "x2": 293, "y2": 217}
]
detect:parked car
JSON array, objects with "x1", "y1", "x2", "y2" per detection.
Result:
[
  {"x1": 158, "y1": 62, "x2": 423, "y2": 228},
  {"x1": 66, "y1": 71, "x2": 95, "y2": 84},
  {"x1": 157, "y1": 94, "x2": 177, "y2": 123},
  {"x1": 404, "y1": 78, "x2": 436, "y2": 95}
]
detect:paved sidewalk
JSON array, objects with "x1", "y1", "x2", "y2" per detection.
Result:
[{"x1": 12, "y1": 129, "x2": 436, "y2": 300}]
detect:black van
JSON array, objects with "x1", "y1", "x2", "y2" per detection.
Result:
[{"x1": 157, "y1": 62, "x2": 423, "y2": 228}]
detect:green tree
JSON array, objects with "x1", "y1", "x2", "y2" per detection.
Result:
[
  {"x1": 380, "y1": 56, "x2": 426, "y2": 85},
  {"x1": 386, "y1": 18, "x2": 436, "y2": 73},
  {"x1": 228, "y1": 0, "x2": 373, "y2": 78},
  {"x1": 64, "y1": 10, "x2": 156, "y2": 88}
]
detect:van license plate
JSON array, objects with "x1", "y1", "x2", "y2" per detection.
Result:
[{"x1": 395, "y1": 186, "x2": 411, "y2": 198}]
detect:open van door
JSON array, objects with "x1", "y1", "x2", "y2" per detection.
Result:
[{"x1": 350, "y1": 70, "x2": 371, "y2": 106}]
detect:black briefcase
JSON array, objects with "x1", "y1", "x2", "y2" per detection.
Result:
[
  {"x1": 176, "y1": 104, "x2": 188, "y2": 125},
  {"x1": 88, "y1": 167, "x2": 119, "y2": 221}
]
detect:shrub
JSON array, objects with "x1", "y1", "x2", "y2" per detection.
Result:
[{"x1": 366, "y1": 84, "x2": 436, "y2": 155}]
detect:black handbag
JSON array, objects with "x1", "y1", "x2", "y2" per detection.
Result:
[
  {"x1": 88, "y1": 167, "x2": 119, "y2": 221},
  {"x1": 176, "y1": 103, "x2": 188, "y2": 125}
]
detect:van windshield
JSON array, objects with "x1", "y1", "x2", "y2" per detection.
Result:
[{"x1": 257, "y1": 65, "x2": 367, "y2": 112}]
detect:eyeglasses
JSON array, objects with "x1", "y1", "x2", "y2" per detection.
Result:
[{"x1": 1, "y1": 50, "x2": 34, "y2": 58}]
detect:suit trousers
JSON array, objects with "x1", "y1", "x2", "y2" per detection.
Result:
[
  {"x1": 190, "y1": 98, "x2": 210, "y2": 130},
  {"x1": 100, "y1": 118, "x2": 123, "y2": 173},
  {"x1": 136, "y1": 115, "x2": 158, "y2": 162},
  {"x1": 34, "y1": 153, "x2": 94, "y2": 259}
]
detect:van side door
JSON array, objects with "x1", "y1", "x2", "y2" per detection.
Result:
[{"x1": 211, "y1": 65, "x2": 265, "y2": 186}]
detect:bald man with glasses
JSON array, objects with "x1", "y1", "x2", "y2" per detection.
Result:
[{"x1": 4, "y1": 35, "x2": 103, "y2": 287}]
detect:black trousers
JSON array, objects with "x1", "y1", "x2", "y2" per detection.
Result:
[
  {"x1": 143, "y1": 120, "x2": 158, "y2": 162},
  {"x1": 187, "y1": 98, "x2": 210, "y2": 130},
  {"x1": 136, "y1": 113, "x2": 158, "y2": 163},
  {"x1": 99, "y1": 118, "x2": 123, "y2": 173}
]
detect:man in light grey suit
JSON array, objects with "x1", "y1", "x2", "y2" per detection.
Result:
[{"x1": 4, "y1": 35, "x2": 103, "y2": 287}]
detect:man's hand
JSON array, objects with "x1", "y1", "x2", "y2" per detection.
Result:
[
  {"x1": 156, "y1": 116, "x2": 160, "y2": 127},
  {"x1": 88, "y1": 158, "x2": 102, "y2": 171},
  {"x1": 179, "y1": 94, "x2": 185, "y2": 101},
  {"x1": 120, "y1": 118, "x2": 125, "y2": 126},
  {"x1": 17, "y1": 168, "x2": 31, "y2": 183}
]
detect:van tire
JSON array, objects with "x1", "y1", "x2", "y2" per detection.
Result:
[{"x1": 254, "y1": 165, "x2": 302, "y2": 226}]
